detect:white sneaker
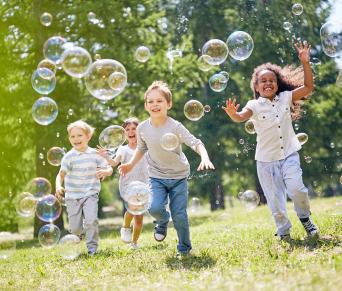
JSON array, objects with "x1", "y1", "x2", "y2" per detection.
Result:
[
  {"x1": 120, "y1": 227, "x2": 132, "y2": 243},
  {"x1": 130, "y1": 242, "x2": 139, "y2": 250}
]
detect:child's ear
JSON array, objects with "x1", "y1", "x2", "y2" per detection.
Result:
[{"x1": 167, "y1": 101, "x2": 172, "y2": 110}]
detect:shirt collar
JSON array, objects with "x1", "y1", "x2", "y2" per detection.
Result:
[
  {"x1": 71, "y1": 147, "x2": 92, "y2": 155},
  {"x1": 258, "y1": 95, "x2": 279, "y2": 103}
]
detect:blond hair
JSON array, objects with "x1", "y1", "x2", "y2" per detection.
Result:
[
  {"x1": 122, "y1": 117, "x2": 140, "y2": 128},
  {"x1": 67, "y1": 120, "x2": 95, "y2": 136},
  {"x1": 144, "y1": 80, "x2": 172, "y2": 103}
]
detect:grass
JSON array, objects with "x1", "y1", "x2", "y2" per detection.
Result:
[{"x1": 0, "y1": 197, "x2": 341, "y2": 290}]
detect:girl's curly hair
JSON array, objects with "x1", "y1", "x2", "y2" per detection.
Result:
[{"x1": 250, "y1": 63, "x2": 309, "y2": 120}]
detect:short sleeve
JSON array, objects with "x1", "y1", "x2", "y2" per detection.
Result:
[
  {"x1": 176, "y1": 122, "x2": 202, "y2": 150},
  {"x1": 279, "y1": 91, "x2": 293, "y2": 106},
  {"x1": 136, "y1": 124, "x2": 148, "y2": 153},
  {"x1": 60, "y1": 155, "x2": 70, "y2": 173},
  {"x1": 243, "y1": 100, "x2": 256, "y2": 115},
  {"x1": 115, "y1": 145, "x2": 124, "y2": 163}
]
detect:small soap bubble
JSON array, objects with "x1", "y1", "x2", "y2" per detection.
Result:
[
  {"x1": 107, "y1": 72, "x2": 127, "y2": 92},
  {"x1": 330, "y1": 142, "x2": 335, "y2": 149},
  {"x1": 238, "y1": 190, "x2": 260, "y2": 211},
  {"x1": 190, "y1": 197, "x2": 200, "y2": 213},
  {"x1": 239, "y1": 139, "x2": 245, "y2": 145},
  {"x1": 292, "y1": 3, "x2": 303, "y2": 16},
  {"x1": 31, "y1": 68, "x2": 56, "y2": 95},
  {"x1": 38, "y1": 224, "x2": 60, "y2": 248},
  {"x1": 47, "y1": 147, "x2": 65, "y2": 166},
  {"x1": 40, "y1": 12, "x2": 53, "y2": 27},
  {"x1": 94, "y1": 54, "x2": 101, "y2": 60},
  {"x1": 61, "y1": 46, "x2": 92, "y2": 78},
  {"x1": 184, "y1": 100, "x2": 204, "y2": 121},
  {"x1": 68, "y1": 108, "x2": 74, "y2": 116},
  {"x1": 296, "y1": 132, "x2": 308, "y2": 145},
  {"x1": 135, "y1": 46, "x2": 151, "y2": 63},
  {"x1": 43, "y1": 36, "x2": 67, "y2": 63},
  {"x1": 37, "y1": 59, "x2": 56, "y2": 74},
  {"x1": 283, "y1": 22, "x2": 293, "y2": 31},
  {"x1": 204, "y1": 105, "x2": 211, "y2": 113},
  {"x1": 15, "y1": 192, "x2": 37, "y2": 217},
  {"x1": 202, "y1": 39, "x2": 228, "y2": 65},
  {"x1": 304, "y1": 156, "x2": 312, "y2": 163},
  {"x1": 87, "y1": 12, "x2": 97, "y2": 22},
  {"x1": 209, "y1": 72, "x2": 228, "y2": 92},
  {"x1": 58, "y1": 234, "x2": 81, "y2": 260},
  {"x1": 244, "y1": 120, "x2": 255, "y2": 134},
  {"x1": 160, "y1": 133, "x2": 179, "y2": 151},
  {"x1": 26, "y1": 177, "x2": 51, "y2": 198},
  {"x1": 32, "y1": 97, "x2": 58, "y2": 126}
]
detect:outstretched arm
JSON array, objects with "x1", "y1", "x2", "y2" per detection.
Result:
[
  {"x1": 96, "y1": 145, "x2": 121, "y2": 167},
  {"x1": 195, "y1": 143, "x2": 215, "y2": 171},
  {"x1": 222, "y1": 98, "x2": 252, "y2": 122},
  {"x1": 118, "y1": 149, "x2": 145, "y2": 176},
  {"x1": 292, "y1": 41, "x2": 314, "y2": 102}
]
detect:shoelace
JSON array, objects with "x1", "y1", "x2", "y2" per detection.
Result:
[{"x1": 302, "y1": 219, "x2": 317, "y2": 233}]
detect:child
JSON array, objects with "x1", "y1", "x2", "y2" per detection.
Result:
[
  {"x1": 118, "y1": 81, "x2": 215, "y2": 256},
  {"x1": 97, "y1": 117, "x2": 149, "y2": 250},
  {"x1": 222, "y1": 41, "x2": 318, "y2": 240},
  {"x1": 55, "y1": 120, "x2": 113, "y2": 255}
]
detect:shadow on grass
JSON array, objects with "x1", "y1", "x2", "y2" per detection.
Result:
[
  {"x1": 284, "y1": 234, "x2": 342, "y2": 251},
  {"x1": 165, "y1": 251, "x2": 217, "y2": 270}
]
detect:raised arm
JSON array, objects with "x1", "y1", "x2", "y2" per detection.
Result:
[
  {"x1": 222, "y1": 98, "x2": 252, "y2": 122},
  {"x1": 118, "y1": 149, "x2": 145, "y2": 176},
  {"x1": 292, "y1": 41, "x2": 314, "y2": 102}
]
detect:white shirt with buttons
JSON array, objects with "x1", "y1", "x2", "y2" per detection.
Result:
[{"x1": 243, "y1": 91, "x2": 301, "y2": 162}]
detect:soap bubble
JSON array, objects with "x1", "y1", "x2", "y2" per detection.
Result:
[
  {"x1": 226, "y1": 31, "x2": 254, "y2": 61},
  {"x1": 37, "y1": 59, "x2": 56, "y2": 74},
  {"x1": 15, "y1": 192, "x2": 37, "y2": 217},
  {"x1": 107, "y1": 72, "x2": 127, "y2": 92},
  {"x1": 184, "y1": 100, "x2": 204, "y2": 121},
  {"x1": 47, "y1": 147, "x2": 65, "y2": 166},
  {"x1": 32, "y1": 97, "x2": 58, "y2": 126},
  {"x1": 292, "y1": 3, "x2": 303, "y2": 16},
  {"x1": 160, "y1": 133, "x2": 179, "y2": 151},
  {"x1": 99, "y1": 125, "x2": 126, "y2": 150},
  {"x1": 238, "y1": 190, "x2": 260, "y2": 211},
  {"x1": 68, "y1": 108, "x2": 74, "y2": 115},
  {"x1": 43, "y1": 36, "x2": 67, "y2": 63},
  {"x1": 202, "y1": 39, "x2": 228, "y2": 65},
  {"x1": 209, "y1": 72, "x2": 228, "y2": 92},
  {"x1": 61, "y1": 46, "x2": 92, "y2": 78},
  {"x1": 26, "y1": 177, "x2": 51, "y2": 198},
  {"x1": 135, "y1": 46, "x2": 151, "y2": 63},
  {"x1": 197, "y1": 55, "x2": 214, "y2": 71},
  {"x1": 296, "y1": 132, "x2": 308, "y2": 145},
  {"x1": 40, "y1": 12, "x2": 53, "y2": 27},
  {"x1": 0, "y1": 232, "x2": 16, "y2": 259},
  {"x1": 58, "y1": 234, "x2": 81, "y2": 260},
  {"x1": 320, "y1": 21, "x2": 342, "y2": 58},
  {"x1": 85, "y1": 59, "x2": 127, "y2": 101},
  {"x1": 123, "y1": 181, "x2": 152, "y2": 215},
  {"x1": 87, "y1": 12, "x2": 97, "y2": 22},
  {"x1": 190, "y1": 197, "x2": 200, "y2": 213},
  {"x1": 283, "y1": 22, "x2": 293, "y2": 31},
  {"x1": 31, "y1": 68, "x2": 56, "y2": 95},
  {"x1": 304, "y1": 156, "x2": 312, "y2": 163},
  {"x1": 38, "y1": 224, "x2": 60, "y2": 248},
  {"x1": 244, "y1": 120, "x2": 255, "y2": 134},
  {"x1": 204, "y1": 105, "x2": 211, "y2": 113},
  {"x1": 36, "y1": 194, "x2": 62, "y2": 222}
]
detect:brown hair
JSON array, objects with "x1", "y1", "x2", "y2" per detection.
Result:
[
  {"x1": 144, "y1": 80, "x2": 172, "y2": 103},
  {"x1": 250, "y1": 63, "x2": 309, "y2": 120},
  {"x1": 122, "y1": 117, "x2": 139, "y2": 129},
  {"x1": 67, "y1": 120, "x2": 95, "y2": 136}
]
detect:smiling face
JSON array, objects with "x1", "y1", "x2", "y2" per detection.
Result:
[
  {"x1": 255, "y1": 69, "x2": 278, "y2": 99},
  {"x1": 68, "y1": 127, "x2": 91, "y2": 152},
  {"x1": 124, "y1": 123, "x2": 137, "y2": 145},
  {"x1": 144, "y1": 89, "x2": 172, "y2": 118}
]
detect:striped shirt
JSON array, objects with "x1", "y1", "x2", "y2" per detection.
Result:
[{"x1": 60, "y1": 147, "x2": 110, "y2": 199}]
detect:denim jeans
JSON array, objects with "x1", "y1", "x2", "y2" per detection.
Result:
[
  {"x1": 149, "y1": 177, "x2": 192, "y2": 253},
  {"x1": 257, "y1": 151, "x2": 311, "y2": 236}
]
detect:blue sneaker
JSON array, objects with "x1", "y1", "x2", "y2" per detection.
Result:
[{"x1": 154, "y1": 223, "x2": 168, "y2": 242}]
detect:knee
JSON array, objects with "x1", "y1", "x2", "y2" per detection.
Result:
[
  {"x1": 84, "y1": 218, "x2": 98, "y2": 229},
  {"x1": 171, "y1": 212, "x2": 188, "y2": 228},
  {"x1": 70, "y1": 226, "x2": 83, "y2": 236},
  {"x1": 149, "y1": 205, "x2": 163, "y2": 219},
  {"x1": 134, "y1": 220, "x2": 143, "y2": 229}
]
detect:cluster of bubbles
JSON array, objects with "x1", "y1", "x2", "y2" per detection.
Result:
[
  {"x1": 296, "y1": 132, "x2": 308, "y2": 145},
  {"x1": 99, "y1": 125, "x2": 126, "y2": 150},
  {"x1": 184, "y1": 99, "x2": 204, "y2": 121},
  {"x1": 160, "y1": 133, "x2": 179, "y2": 151},
  {"x1": 238, "y1": 190, "x2": 260, "y2": 211},
  {"x1": 122, "y1": 181, "x2": 152, "y2": 215},
  {"x1": 209, "y1": 71, "x2": 229, "y2": 92}
]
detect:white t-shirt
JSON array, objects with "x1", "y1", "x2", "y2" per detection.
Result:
[
  {"x1": 243, "y1": 91, "x2": 301, "y2": 162},
  {"x1": 115, "y1": 145, "x2": 149, "y2": 197}
]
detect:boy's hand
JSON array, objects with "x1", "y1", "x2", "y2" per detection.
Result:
[
  {"x1": 222, "y1": 98, "x2": 240, "y2": 117},
  {"x1": 96, "y1": 145, "x2": 110, "y2": 159},
  {"x1": 295, "y1": 41, "x2": 311, "y2": 63},
  {"x1": 118, "y1": 163, "x2": 133, "y2": 176},
  {"x1": 55, "y1": 187, "x2": 65, "y2": 201},
  {"x1": 96, "y1": 168, "x2": 112, "y2": 181},
  {"x1": 197, "y1": 158, "x2": 215, "y2": 171}
]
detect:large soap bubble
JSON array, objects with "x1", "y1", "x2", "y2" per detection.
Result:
[
  {"x1": 38, "y1": 224, "x2": 61, "y2": 248},
  {"x1": 320, "y1": 22, "x2": 342, "y2": 58},
  {"x1": 99, "y1": 125, "x2": 126, "y2": 150},
  {"x1": 202, "y1": 39, "x2": 228, "y2": 65},
  {"x1": 209, "y1": 72, "x2": 229, "y2": 92},
  {"x1": 15, "y1": 192, "x2": 37, "y2": 217},
  {"x1": 238, "y1": 190, "x2": 260, "y2": 211},
  {"x1": 43, "y1": 36, "x2": 67, "y2": 63},
  {"x1": 244, "y1": 120, "x2": 255, "y2": 134},
  {"x1": 85, "y1": 59, "x2": 127, "y2": 100},
  {"x1": 47, "y1": 147, "x2": 65, "y2": 166},
  {"x1": 40, "y1": 12, "x2": 53, "y2": 27},
  {"x1": 160, "y1": 133, "x2": 179, "y2": 151},
  {"x1": 135, "y1": 46, "x2": 151, "y2": 63},
  {"x1": 26, "y1": 177, "x2": 52, "y2": 198},
  {"x1": 36, "y1": 194, "x2": 62, "y2": 222},
  {"x1": 32, "y1": 97, "x2": 58, "y2": 126},
  {"x1": 226, "y1": 31, "x2": 254, "y2": 61},
  {"x1": 0, "y1": 232, "x2": 16, "y2": 259},
  {"x1": 184, "y1": 100, "x2": 204, "y2": 121},
  {"x1": 296, "y1": 132, "x2": 308, "y2": 145},
  {"x1": 61, "y1": 46, "x2": 92, "y2": 78},
  {"x1": 58, "y1": 234, "x2": 81, "y2": 260},
  {"x1": 123, "y1": 181, "x2": 152, "y2": 215},
  {"x1": 31, "y1": 68, "x2": 56, "y2": 95}
]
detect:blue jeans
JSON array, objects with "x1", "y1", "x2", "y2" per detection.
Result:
[{"x1": 149, "y1": 177, "x2": 192, "y2": 253}]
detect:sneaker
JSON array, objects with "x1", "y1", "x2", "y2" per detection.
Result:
[
  {"x1": 120, "y1": 227, "x2": 132, "y2": 243},
  {"x1": 279, "y1": 234, "x2": 291, "y2": 242},
  {"x1": 88, "y1": 250, "x2": 96, "y2": 256},
  {"x1": 130, "y1": 242, "x2": 139, "y2": 250},
  {"x1": 300, "y1": 217, "x2": 319, "y2": 237},
  {"x1": 176, "y1": 251, "x2": 191, "y2": 259},
  {"x1": 154, "y1": 226, "x2": 167, "y2": 242}
]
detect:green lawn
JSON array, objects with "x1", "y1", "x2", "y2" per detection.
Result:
[{"x1": 1, "y1": 197, "x2": 341, "y2": 290}]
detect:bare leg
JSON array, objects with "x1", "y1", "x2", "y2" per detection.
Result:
[
  {"x1": 123, "y1": 211, "x2": 134, "y2": 228},
  {"x1": 132, "y1": 215, "x2": 144, "y2": 243}
]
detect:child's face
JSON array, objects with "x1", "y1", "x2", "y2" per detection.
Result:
[
  {"x1": 144, "y1": 89, "x2": 172, "y2": 118},
  {"x1": 68, "y1": 127, "x2": 91, "y2": 152},
  {"x1": 255, "y1": 70, "x2": 278, "y2": 99},
  {"x1": 124, "y1": 123, "x2": 137, "y2": 144}
]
